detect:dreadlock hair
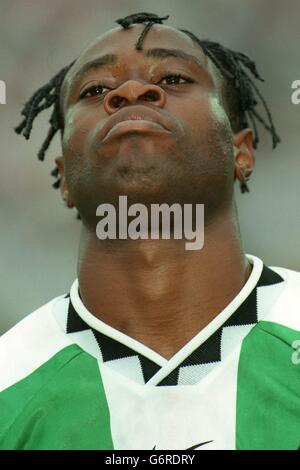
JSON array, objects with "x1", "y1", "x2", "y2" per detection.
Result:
[{"x1": 15, "y1": 11, "x2": 280, "y2": 194}]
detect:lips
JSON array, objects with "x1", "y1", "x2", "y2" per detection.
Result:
[{"x1": 99, "y1": 106, "x2": 171, "y2": 143}]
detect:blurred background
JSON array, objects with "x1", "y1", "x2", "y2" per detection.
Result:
[{"x1": 0, "y1": 0, "x2": 300, "y2": 334}]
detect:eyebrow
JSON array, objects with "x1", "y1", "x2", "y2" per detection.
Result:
[
  {"x1": 71, "y1": 54, "x2": 117, "y2": 84},
  {"x1": 71, "y1": 47, "x2": 206, "y2": 85},
  {"x1": 146, "y1": 48, "x2": 206, "y2": 69}
]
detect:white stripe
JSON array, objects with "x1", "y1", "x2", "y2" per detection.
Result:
[
  {"x1": 263, "y1": 266, "x2": 300, "y2": 330},
  {"x1": 99, "y1": 343, "x2": 241, "y2": 450},
  {"x1": 147, "y1": 254, "x2": 263, "y2": 385},
  {"x1": 71, "y1": 254, "x2": 263, "y2": 384},
  {"x1": 70, "y1": 280, "x2": 167, "y2": 367},
  {"x1": 256, "y1": 280, "x2": 286, "y2": 322},
  {"x1": 0, "y1": 295, "x2": 73, "y2": 392}
]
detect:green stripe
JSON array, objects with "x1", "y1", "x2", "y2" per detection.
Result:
[
  {"x1": 0, "y1": 344, "x2": 113, "y2": 450},
  {"x1": 236, "y1": 321, "x2": 300, "y2": 450}
]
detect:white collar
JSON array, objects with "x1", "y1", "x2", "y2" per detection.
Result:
[{"x1": 67, "y1": 254, "x2": 274, "y2": 385}]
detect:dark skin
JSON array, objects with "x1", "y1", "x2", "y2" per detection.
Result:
[{"x1": 56, "y1": 24, "x2": 255, "y2": 359}]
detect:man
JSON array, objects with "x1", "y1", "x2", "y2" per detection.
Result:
[{"x1": 0, "y1": 12, "x2": 299, "y2": 450}]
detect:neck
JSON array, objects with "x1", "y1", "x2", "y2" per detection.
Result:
[{"x1": 77, "y1": 205, "x2": 252, "y2": 359}]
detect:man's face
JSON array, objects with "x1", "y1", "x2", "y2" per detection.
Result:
[{"x1": 60, "y1": 24, "x2": 235, "y2": 227}]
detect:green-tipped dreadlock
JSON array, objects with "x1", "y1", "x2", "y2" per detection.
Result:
[{"x1": 15, "y1": 12, "x2": 280, "y2": 194}]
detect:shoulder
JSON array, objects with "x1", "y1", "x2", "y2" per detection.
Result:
[
  {"x1": 0, "y1": 294, "x2": 72, "y2": 392},
  {"x1": 263, "y1": 264, "x2": 300, "y2": 331},
  {"x1": 0, "y1": 294, "x2": 90, "y2": 450},
  {"x1": 269, "y1": 264, "x2": 300, "y2": 281}
]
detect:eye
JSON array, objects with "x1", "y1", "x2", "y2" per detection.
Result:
[
  {"x1": 159, "y1": 74, "x2": 193, "y2": 85},
  {"x1": 79, "y1": 84, "x2": 110, "y2": 100}
]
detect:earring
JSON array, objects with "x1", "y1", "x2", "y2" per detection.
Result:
[
  {"x1": 238, "y1": 165, "x2": 251, "y2": 193},
  {"x1": 62, "y1": 190, "x2": 74, "y2": 208},
  {"x1": 240, "y1": 180, "x2": 250, "y2": 193}
]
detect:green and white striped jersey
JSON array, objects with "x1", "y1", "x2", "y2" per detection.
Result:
[{"x1": 1, "y1": 254, "x2": 300, "y2": 450}]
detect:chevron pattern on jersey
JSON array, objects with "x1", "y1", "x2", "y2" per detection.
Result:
[
  {"x1": 66, "y1": 265, "x2": 283, "y2": 386},
  {"x1": 66, "y1": 300, "x2": 161, "y2": 384},
  {"x1": 158, "y1": 266, "x2": 284, "y2": 386}
]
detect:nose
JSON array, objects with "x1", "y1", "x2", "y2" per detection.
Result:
[{"x1": 103, "y1": 80, "x2": 166, "y2": 114}]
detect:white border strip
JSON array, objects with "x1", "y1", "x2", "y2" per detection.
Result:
[
  {"x1": 70, "y1": 281, "x2": 167, "y2": 367},
  {"x1": 147, "y1": 253, "x2": 263, "y2": 385},
  {"x1": 71, "y1": 254, "x2": 262, "y2": 383}
]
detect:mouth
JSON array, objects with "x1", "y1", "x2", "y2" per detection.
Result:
[
  {"x1": 102, "y1": 119, "x2": 170, "y2": 143},
  {"x1": 99, "y1": 106, "x2": 172, "y2": 143}
]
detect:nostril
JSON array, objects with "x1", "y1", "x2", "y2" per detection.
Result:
[
  {"x1": 110, "y1": 95, "x2": 126, "y2": 109},
  {"x1": 105, "y1": 83, "x2": 165, "y2": 112},
  {"x1": 141, "y1": 90, "x2": 160, "y2": 102}
]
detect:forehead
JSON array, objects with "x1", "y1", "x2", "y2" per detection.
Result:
[
  {"x1": 64, "y1": 24, "x2": 208, "y2": 85},
  {"x1": 84, "y1": 24, "x2": 204, "y2": 57}
]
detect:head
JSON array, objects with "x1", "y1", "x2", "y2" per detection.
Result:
[{"x1": 15, "y1": 12, "x2": 280, "y2": 230}]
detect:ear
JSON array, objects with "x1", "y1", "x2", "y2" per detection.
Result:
[
  {"x1": 55, "y1": 157, "x2": 74, "y2": 209},
  {"x1": 233, "y1": 128, "x2": 256, "y2": 185}
]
